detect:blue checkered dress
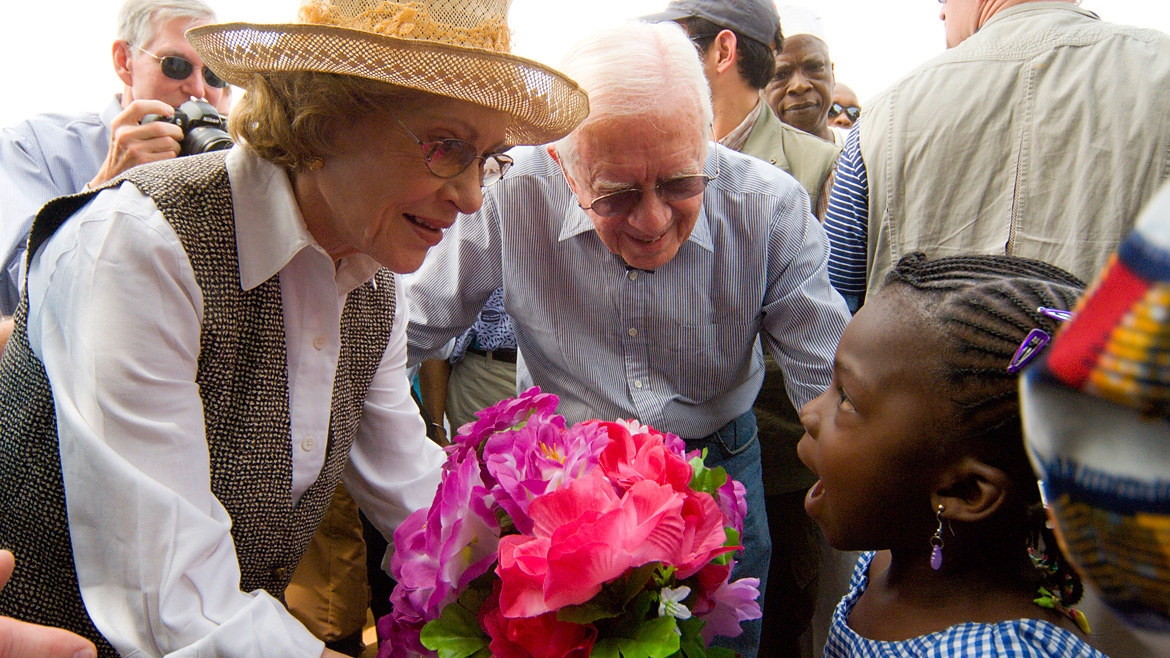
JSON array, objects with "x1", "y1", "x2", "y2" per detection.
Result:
[{"x1": 823, "y1": 552, "x2": 1110, "y2": 657}]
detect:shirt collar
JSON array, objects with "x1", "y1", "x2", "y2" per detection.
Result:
[
  {"x1": 719, "y1": 99, "x2": 763, "y2": 153},
  {"x1": 555, "y1": 150, "x2": 717, "y2": 254},
  {"x1": 101, "y1": 95, "x2": 124, "y2": 131},
  {"x1": 226, "y1": 146, "x2": 380, "y2": 293}
]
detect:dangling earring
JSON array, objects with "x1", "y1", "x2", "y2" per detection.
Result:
[{"x1": 930, "y1": 504, "x2": 945, "y2": 571}]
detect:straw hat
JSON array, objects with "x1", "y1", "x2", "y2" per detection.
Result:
[{"x1": 186, "y1": 0, "x2": 589, "y2": 145}]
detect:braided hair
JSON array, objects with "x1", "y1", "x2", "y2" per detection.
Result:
[{"x1": 881, "y1": 253, "x2": 1087, "y2": 607}]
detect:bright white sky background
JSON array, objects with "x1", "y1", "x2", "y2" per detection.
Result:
[{"x1": 1, "y1": 1, "x2": 1167, "y2": 129}]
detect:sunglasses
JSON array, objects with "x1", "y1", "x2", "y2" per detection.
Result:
[
  {"x1": 391, "y1": 114, "x2": 513, "y2": 187},
  {"x1": 579, "y1": 151, "x2": 720, "y2": 218},
  {"x1": 828, "y1": 103, "x2": 861, "y2": 123},
  {"x1": 134, "y1": 45, "x2": 228, "y2": 89}
]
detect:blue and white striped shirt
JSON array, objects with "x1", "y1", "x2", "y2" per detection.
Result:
[
  {"x1": 0, "y1": 97, "x2": 122, "y2": 315},
  {"x1": 405, "y1": 144, "x2": 850, "y2": 438},
  {"x1": 823, "y1": 125, "x2": 869, "y2": 312},
  {"x1": 825, "y1": 552, "x2": 1110, "y2": 658}
]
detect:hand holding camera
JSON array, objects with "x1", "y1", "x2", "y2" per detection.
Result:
[{"x1": 87, "y1": 98, "x2": 231, "y2": 189}]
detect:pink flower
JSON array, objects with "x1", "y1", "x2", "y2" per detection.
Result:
[
  {"x1": 497, "y1": 475, "x2": 693, "y2": 617},
  {"x1": 594, "y1": 421, "x2": 693, "y2": 494},
  {"x1": 481, "y1": 582, "x2": 598, "y2": 658},
  {"x1": 484, "y1": 419, "x2": 608, "y2": 535}
]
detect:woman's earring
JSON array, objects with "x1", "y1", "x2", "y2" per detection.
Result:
[
  {"x1": 308, "y1": 158, "x2": 324, "y2": 171},
  {"x1": 930, "y1": 504, "x2": 945, "y2": 571}
]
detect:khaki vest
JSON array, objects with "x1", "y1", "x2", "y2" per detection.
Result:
[
  {"x1": 0, "y1": 152, "x2": 395, "y2": 656},
  {"x1": 742, "y1": 102, "x2": 841, "y2": 216},
  {"x1": 861, "y1": 2, "x2": 1170, "y2": 297}
]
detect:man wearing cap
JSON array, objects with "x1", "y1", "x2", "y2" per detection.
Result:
[
  {"x1": 643, "y1": 0, "x2": 839, "y2": 220},
  {"x1": 405, "y1": 21, "x2": 851, "y2": 658},
  {"x1": 825, "y1": 0, "x2": 1170, "y2": 312},
  {"x1": 0, "y1": 0, "x2": 230, "y2": 316}
]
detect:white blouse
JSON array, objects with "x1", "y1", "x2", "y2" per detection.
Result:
[{"x1": 25, "y1": 146, "x2": 445, "y2": 657}]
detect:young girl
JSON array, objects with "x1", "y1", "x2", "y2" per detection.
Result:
[{"x1": 798, "y1": 253, "x2": 1107, "y2": 656}]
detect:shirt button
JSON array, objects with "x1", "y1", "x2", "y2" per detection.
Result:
[
  {"x1": 628, "y1": 270, "x2": 639, "y2": 281},
  {"x1": 628, "y1": 328, "x2": 637, "y2": 337},
  {"x1": 301, "y1": 436, "x2": 317, "y2": 452},
  {"x1": 634, "y1": 380, "x2": 644, "y2": 389},
  {"x1": 312, "y1": 335, "x2": 327, "y2": 350}
]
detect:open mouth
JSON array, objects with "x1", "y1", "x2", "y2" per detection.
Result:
[{"x1": 804, "y1": 479, "x2": 825, "y2": 517}]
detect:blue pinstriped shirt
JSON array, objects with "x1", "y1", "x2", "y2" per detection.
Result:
[
  {"x1": 0, "y1": 97, "x2": 122, "y2": 315},
  {"x1": 825, "y1": 552, "x2": 1109, "y2": 658},
  {"x1": 405, "y1": 144, "x2": 850, "y2": 438},
  {"x1": 823, "y1": 125, "x2": 869, "y2": 312}
]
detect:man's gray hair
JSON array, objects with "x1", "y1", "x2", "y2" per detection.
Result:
[
  {"x1": 116, "y1": 0, "x2": 217, "y2": 48},
  {"x1": 554, "y1": 22, "x2": 713, "y2": 172}
]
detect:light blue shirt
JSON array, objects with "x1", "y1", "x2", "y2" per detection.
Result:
[
  {"x1": 405, "y1": 144, "x2": 850, "y2": 439},
  {"x1": 0, "y1": 96, "x2": 121, "y2": 314}
]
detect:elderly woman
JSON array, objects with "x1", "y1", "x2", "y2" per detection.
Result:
[{"x1": 0, "y1": 0, "x2": 586, "y2": 656}]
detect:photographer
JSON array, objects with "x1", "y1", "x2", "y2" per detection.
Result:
[{"x1": 0, "y1": 0, "x2": 230, "y2": 315}]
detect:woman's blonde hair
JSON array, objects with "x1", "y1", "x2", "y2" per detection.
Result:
[{"x1": 230, "y1": 71, "x2": 423, "y2": 171}]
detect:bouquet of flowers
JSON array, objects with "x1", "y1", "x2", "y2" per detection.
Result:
[{"x1": 377, "y1": 387, "x2": 762, "y2": 658}]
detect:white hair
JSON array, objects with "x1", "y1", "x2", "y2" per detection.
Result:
[
  {"x1": 116, "y1": 0, "x2": 217, "y2": 48},
  {"x1": 553, "y1": 21, "x2": 713, "y2": 172}
]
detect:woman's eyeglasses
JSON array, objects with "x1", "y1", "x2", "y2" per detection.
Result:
[
  {"x1": 391, "y1": 114, "x2": 513, "y2": 187},
  {"x1": 134, "y1": 45, "x2": 228, "y2": 89},
  {"x1": 828, "y1": 103, "x2": 861, "y2": 123},
  {"x1": 579, "y1": 151, "x2": 720, "y2": 218}
]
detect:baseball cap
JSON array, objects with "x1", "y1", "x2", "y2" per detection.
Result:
[{"x1": 642, "y1": 0, "x2": 780, "y2": 48}]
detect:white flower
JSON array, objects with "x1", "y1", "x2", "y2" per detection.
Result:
[
  {"x1": 614, "y1": 418, "x2": 653, "y2": 435},
  {"x1": 658, "y1": 586, "x2": 693, "y2": 620}
]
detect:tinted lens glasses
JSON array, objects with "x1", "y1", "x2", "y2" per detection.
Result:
[
  {"x1": 135, "y1": 45, "x2": 228, "y2": 88},
  {"x1": 391, "y1": 114, "x2": 513, "y2": 186},
  {"x1": 829, "y1": 103, "x2": 861, "y2": 122}
]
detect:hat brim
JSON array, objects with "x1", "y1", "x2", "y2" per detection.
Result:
[
  {"x1": 639, "y1": 9, "x2": 694, "y2": 24},
  {"x1": 187, "y1": 22, "x2": 588, "y2": 146}
]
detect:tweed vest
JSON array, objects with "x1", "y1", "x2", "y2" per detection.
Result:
[
  {"x1": 0, "y1": 152, "x2": 395, "y2": 655},
  {"x1": 860, "y1": 2, "x2": 1170, "y2": 298}
]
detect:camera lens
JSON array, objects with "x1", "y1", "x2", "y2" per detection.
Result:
[{"x1": 184, "y1": 126, "x2": 233, "y2": 155}]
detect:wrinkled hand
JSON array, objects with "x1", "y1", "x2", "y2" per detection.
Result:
[
  {"x1": 0, "y1": 550, "x2": 97, "y2": 658},
  {"x1": 88, "y1": 99, "x2": 184, "y2": 189}
]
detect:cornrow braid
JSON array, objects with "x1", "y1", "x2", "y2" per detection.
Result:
[{"x1": 882, "y1": 252, "x2": 1088, "y2": 606}]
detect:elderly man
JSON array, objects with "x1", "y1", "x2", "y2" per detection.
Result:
[
  {"x1": 0, "y1": 0, "x2": 230, "y2": 315},
  {"x1": 643, "y1": 0, "x2": 839, "y2": 220},
  {"x1": 825, "y1": 0, "x2": 1170, "y2": 311},
  {"x1": 405, "y1": 22, "x2": 850, "y2": 658},
  {"x1": 765, "y1": 6, "x2": 840, "y2": 146}
]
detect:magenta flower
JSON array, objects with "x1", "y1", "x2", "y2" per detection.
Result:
[
  {"x1": 696, "y1": 576, "x2": 762, "y2": 644},
  {"x1": 715, "y1": 475, "x2": 748, "y2": 537},
  {"x1": 484, "y1": 418, "x2": 608, "y2": 534},
  {"x1": 385, "y1": 450, "x2": 499, "y2": 654}
]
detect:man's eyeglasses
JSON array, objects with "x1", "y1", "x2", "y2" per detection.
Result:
[
  {"x1": 579, "y1": 152, "x2": 719, "y2": 218},
  {"x1": 391, "y1": 114, "x2": 513, "y2": 187},
  {"x1": 133, "y1": 45, "x2": 228, "y2": 89},
  {"x1": 828, "y1": 103, "x2": 861, "y2": 123}
]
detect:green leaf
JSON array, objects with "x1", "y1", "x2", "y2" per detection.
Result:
[
  {"x1": 419, "y1": 587, "x2": 491, "y2": 658},
  {"x1": 592, "y1": 616, "x2": 681, "y2": 658},
  {"x1": 559, "y1": 563, "x2": 659, "y2": 625},
  {"x1": 677, "y1": 616, "x2": 708, "y2": 658},
  {"x1": 689, "y1": 458, "x2": 728, "y2": 496}
]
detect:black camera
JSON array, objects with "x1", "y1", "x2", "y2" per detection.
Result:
[{"x1": 142, "y1": 99, "x2": 232, "y2": 156}]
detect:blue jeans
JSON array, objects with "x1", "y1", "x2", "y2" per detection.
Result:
[{"x1": 685, "y1": 410, "x2": 768, "y2": 658}]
